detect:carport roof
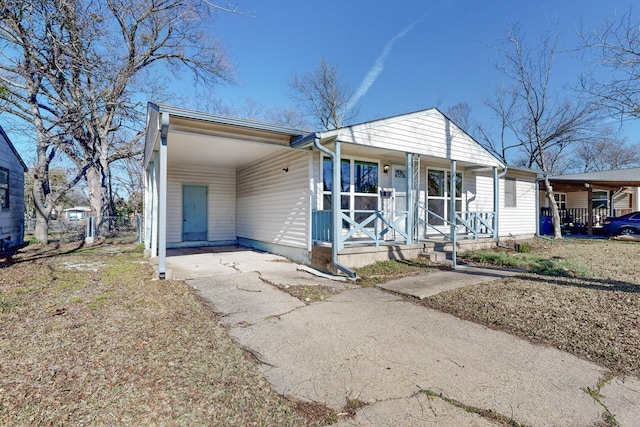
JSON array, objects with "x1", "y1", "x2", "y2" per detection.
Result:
[
  {"x1": 543, "y1": 167, "x2": 640, "y2": 191},
  {"x1": 144, "y1": 102, "x2": 308, "y2": 169}
]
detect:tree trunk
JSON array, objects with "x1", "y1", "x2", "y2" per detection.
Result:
[
  {"x1": 32, "y1": 178, "x2": 53, "y2": 244},
  {"x1": 542, "y1": 177, "x2": 563, "y2": 239},
  {"x1": 86, "y1": 157, "x2": 113, "y2": 237}
]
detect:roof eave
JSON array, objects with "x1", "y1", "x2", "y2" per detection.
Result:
[{"x1": 0, "y1": 126, "x2": 28, "y2": 172}]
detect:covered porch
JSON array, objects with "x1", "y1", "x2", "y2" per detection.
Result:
[
  {"x1": 540, "y1": 168, "x2": 640, "y2": 236},
  {"x1": 293, "y1": 111, "x2": 506, "y2": 276}
]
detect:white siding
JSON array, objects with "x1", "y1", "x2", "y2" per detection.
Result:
[
  {"x1": 542, "y1": 190, "x2": 634, "y2": 212},
  {"x1": 613, "y1": 191, "x2": 632, "y2": 212},
  {"x1": 566, "y1": 191, "x2": 588, "y2": 209},
  {"x1": 166, "y1": 166, "x2": 236, "y2": 244},
  {"x1": 0, "y1": 132, "x2": 25, "y2": 249},
  {"x1": 498, "y1": 172, "x2": 537, "y2": 237},
  {"x1": 333, "y1": 110, "x2": 501, "y2": 168},
  {"x1": 237, "y1": 149, "x2": 311, "y2": 249},
  {"x1": 466, "y1": 171, "x2": 494, "y2": 212}
]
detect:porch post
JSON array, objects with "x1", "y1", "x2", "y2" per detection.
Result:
[
  {"x1": 587, "y1": 185, "x2": 593, "y2": 237},
  {"x1": 493, "y1": 167, "x2": 499, "y2": 239},
  {"x1": 333, "y1": 139, "x2": 343, "y2": 251},
  {"x1": 406, "y1": 152, "x2": 414, "y2": 244},
  {"x1": 144, "y1": 166, "x2": 152, "y2": 250},
  {"x1": 158, "y1": 112, "x2": 169, "y2": 279},
  {"x1": 450, "y1": 160, "x2": 457, "y2": 269},
  {"x1": 150, "y1": 152, "x2": 159, "y2": 258}
]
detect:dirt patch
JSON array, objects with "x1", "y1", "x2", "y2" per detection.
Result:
[
  {"x1": 279, "y1": 284, "x2": 341, "y2": 303},
  {"x1": 0, "y1": 241, "x2": 331, "y2": 426},
  {"x1": 425, "y1": 238, "x2": 640, "y2": 377}
]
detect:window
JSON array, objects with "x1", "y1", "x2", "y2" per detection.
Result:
[
  {"x1": 554, "y1": 193, "x2": 567, "y2": 210},
  {"x1": 0, "y1": 167, "x2": 8, "y2": 211},
  {"x1": 426, "y1": 169, "x2": 462, "y2": 226},
  {"x1": 504, "y1": 177, "x2": 517, "y2": 207},
  {"x1": 592, "y1": 190, "x2": 608, "y2": 209},
  {"x1": 322, "y1": 157, "x2": 379, "y2": 227}
]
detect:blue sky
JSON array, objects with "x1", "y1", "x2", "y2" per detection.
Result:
[
  {"x1": 8, "y1": 1, "x2": 639, "y2": 163},
  {"x1": 183, "y1": 0, "x2": 638, "y2": 141}
]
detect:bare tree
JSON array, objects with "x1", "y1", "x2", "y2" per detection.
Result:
[
  {"x1": 289, "y1": 58, "x2": 358, "y2": 130},
  {"x1": 111, "y1": 155, "x2": 144, "y2": 215},
  {"x1": 573, "y1": 135, "x2": 640, "y2": 172},
  {"x1": 0, "y1": 0, "x2": 234, "y2": 242},
  {"x1": 580, "y1": 9, "x2": 640, "y2": 120},
  {"x1": 263, "y1": 106, "x2": 308, "y2": 130},
  {"x1": 493, "y1": 24, "x2": 605, "y2": 238},
  {"x1": 476, "y1": 86, "x2": 520, "y2": 165},
  {"x1": 445, "y1": 102, "x2": 473, "y2": 133}
]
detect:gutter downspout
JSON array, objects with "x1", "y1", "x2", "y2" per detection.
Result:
[{"x1": 312, "y1": 137, "x2": 357, "y2": 279}]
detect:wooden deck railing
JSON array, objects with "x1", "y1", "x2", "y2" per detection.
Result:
[{"x1": 539, "y1": 207, "x2": 629, "y2": 226}]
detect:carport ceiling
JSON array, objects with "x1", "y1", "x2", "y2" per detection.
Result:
[{"x1": 166, "y1": 130, "x2": 292, "y2": 169}]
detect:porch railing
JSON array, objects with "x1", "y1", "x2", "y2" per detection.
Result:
[
  {"x1": 416, "y1": 206, "x2": 495, "y2": 240},
  {"x1": 312, "y1": 209, "x2": 409, "y2": 246},
  {"x1": 312, "y1": 208, "x2": 495, "y2": 245},
  {"x1": 539, "y1": 207, "x2": 628, "y2": 227}
]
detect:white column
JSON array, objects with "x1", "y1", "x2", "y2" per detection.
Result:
[
  {"x1": 405, "y1": 152, "x2": 414, "y2": 244},
  {"x1": 493, "y1": 167, "x2": 499, "y2": 239},
  {"x1": 450, "y1": 160, "x2": 457, "y2": 269},
  {"x1": 144, "y1": 167, "x2": 152, "y2": 250},
  {"x1": 150, "y1": 152, "x2": 159, "y2": 258},
  {"x1": 158, "y1": 112, "x2": 169, "y2": 279}
]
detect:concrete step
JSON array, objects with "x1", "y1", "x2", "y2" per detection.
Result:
[{"x1": 419, "y1": 250, "x2": 448, "y2": 264}]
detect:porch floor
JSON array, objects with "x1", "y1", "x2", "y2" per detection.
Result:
[{"x1": 311, "y1": 237, "x2": 497, "y2": 272}]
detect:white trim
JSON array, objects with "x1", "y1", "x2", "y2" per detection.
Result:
[
  {"x1": 320, "y1": 154, "x2": 381, "y2": 210},
  {"x1": 425, "y1": 167, "x2": 464, "y2": 232}
]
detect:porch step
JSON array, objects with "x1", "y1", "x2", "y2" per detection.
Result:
[
  {"x1": 419, "y1": 237, "x2": 498, "y2": 266},
  {"x1": 419, "y1": 250, "x2": 449, "y2": 264}
]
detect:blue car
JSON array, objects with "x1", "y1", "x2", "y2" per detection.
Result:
[{"x1": 602, "y1": 211, "x2": 640, "y2": 236}]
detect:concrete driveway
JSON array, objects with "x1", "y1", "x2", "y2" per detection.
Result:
[{"x1": 168, "y1": 247, "x2": 640, "y2": 426}]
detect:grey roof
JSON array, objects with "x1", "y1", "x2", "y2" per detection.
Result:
[
  {"x1": 549, "y1": 168, "x2": 640, "y2": 182},
  {"x1": 507, "y1": 165, "x2": 541, "y2": 176},
  {"x1": 544, "y1": 167, "x2": 640, "y2": 190},
  {"x1": 148, "y1": 102, "x2": 306, "y2": 137},
  {"x1": 0, "y1": 125, "x2": 28, "y2": 172}
]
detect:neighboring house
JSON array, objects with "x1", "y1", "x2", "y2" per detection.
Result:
[
  {"x1": 539, "y1": 168, "x2": 640, "y2": 235},
  {"x1": 143, "y1": 103, "x2": 538, "y2": 278},
  {"x1": 0, "y1": 126, "x2": 28, "y2": 254},
  {"x1": 64, "y1": 206, "x2": 92, "y2": 220}
]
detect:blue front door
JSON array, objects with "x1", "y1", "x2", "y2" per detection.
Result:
[{"x1": 183, "y1": 185, "x2": 208, "y2": 241}]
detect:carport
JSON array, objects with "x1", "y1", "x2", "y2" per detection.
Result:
[{"x1": 541, "y1": 168, "x2": 640, "y2": 236}]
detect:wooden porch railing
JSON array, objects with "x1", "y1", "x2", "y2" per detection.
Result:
[
  {"x1": 539, "y1": 207, "x2": 628, "y2": 226},
  {"x1": 312, "y1": 209, "x2": 409, "y2": 246},
  {"x1": 312, "y1": 207, "x2": 496, "y2": 245},
  {"x1": 416, "y1": 206, "x2": 495, "y2": 240}
]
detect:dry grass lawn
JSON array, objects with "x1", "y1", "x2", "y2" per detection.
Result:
[
  {"x1": 3, "y1": 237, "x2": 638, "y2": 425},
  {"x1": 424, "y1": 238, "x2": 640, "y2": 377},
  {"x1": 0, "y1": 242, "x2": 330, "y2": 426}
]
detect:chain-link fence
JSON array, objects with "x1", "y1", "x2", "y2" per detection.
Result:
[{"x1": 25, "y1": 215, "x2": 142, "y2": 244}]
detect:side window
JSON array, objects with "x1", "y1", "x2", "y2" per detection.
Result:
[
  {"x1": 592, "y1": 190, "x2": 608, "y2": 209},
  {"x1": 554, "y1": 193, "x2": 567, "y2": 210},
  {"x1": 504, "y1": 177, "x2": 517, "y2": 207},
  {"x1": 0, "y1": 167, "x2": 9, "y2": 210}
]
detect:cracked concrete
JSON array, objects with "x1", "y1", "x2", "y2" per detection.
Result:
[{"x1": 169, "y1": 248, "x2": 640, "y2": 426}]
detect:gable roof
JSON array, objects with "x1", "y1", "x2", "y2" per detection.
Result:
[
  {"x1": 295, "y1": 108, "x2": 504, "y2": 168},
  {"x1": 0, "y1": 125, "x2": 28, "y2": 172}
]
